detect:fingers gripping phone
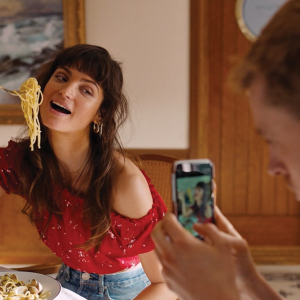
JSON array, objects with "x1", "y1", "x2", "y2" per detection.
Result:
[{"x1": 172, "y1": 159, "x2": 215, "y2": 238}]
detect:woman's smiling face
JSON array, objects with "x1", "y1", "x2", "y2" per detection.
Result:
[{"x1": 40, "y1": 66, "x2": 104, "y2": 135}]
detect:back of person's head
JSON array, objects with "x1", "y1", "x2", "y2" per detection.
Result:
[
  {"x1": 36, "y1": 44, "x2": 128, "y2": 144},
  {"x1": 231, "y1": 0, "x2": 300, "y2": 118}
]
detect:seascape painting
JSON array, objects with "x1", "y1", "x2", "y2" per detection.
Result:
[{"x1": 0, "y1": 0, "x2": 64, "y2": 104}]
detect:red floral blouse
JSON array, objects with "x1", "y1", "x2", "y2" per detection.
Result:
[{"x1": 0, "y1": 141, "x2": 167, "y2": 274}]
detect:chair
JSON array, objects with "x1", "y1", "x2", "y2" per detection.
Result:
[
  {"x1": 138, "y1": 154, "x2": 179, "y2": 300},
  {"x1": 138, "y1": 154, "x2": 178, "y2": 212},
  {"x1": 3, "y1": 154, "x2": 178, "y2": 275}
]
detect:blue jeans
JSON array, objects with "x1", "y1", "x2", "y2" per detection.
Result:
[{"x1": 56, "y1": 263, "x2": 150, "y2": 300}]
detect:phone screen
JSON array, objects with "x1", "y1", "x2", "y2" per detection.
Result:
[{"x1": 173, "y1": 160, "x2": 214, "y2": 238}]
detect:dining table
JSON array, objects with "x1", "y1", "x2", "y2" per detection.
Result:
[{"x1": 0, "y1": 265, "x2": 85, "y2": 300}]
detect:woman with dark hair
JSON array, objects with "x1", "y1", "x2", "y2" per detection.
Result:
[
  {"x1": 0, "y1": 44, "x2": 176, "y2": 300},
  {"x1": 179, "y1": 181, "x2": 213, "y2": 224}
]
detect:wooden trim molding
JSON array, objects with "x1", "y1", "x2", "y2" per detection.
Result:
[
  {"x1": 227, "y1": 215, "x2": 300, "y2": 246},
  {"x1": 189, "y1": 0, "x2": 210, "y2": 159},
  {"x1": 63, "y1": 0, "x2": 86, "y2": 47},
  {"x1": 0, "y1": 251, "x2": 62, "y2": 265},
  {"x1": 251, "y1": 246, "x2": 300, "y2": 265},
  {"x1": 138, "y1": 154, "x2": 178, "y2": 163},
  {"x1": 125, "y1": 149, "x2": 189, "y2": 159},
  {"x1": 0, "y1": 105, "x2": 26, "y2": 125}
]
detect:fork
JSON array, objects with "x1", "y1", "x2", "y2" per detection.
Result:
[{"x1": 0, "y1": 86, "x2": 21, "y2": 95}]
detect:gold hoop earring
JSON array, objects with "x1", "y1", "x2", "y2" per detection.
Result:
[{"x1": 93, "y1": 122, "x2": 103, "y2": 135}]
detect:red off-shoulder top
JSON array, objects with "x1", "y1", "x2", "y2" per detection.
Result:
[{"x1": 0, "y1": 141, "x2": 167, "y2": 274}]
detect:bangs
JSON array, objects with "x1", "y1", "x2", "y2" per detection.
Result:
[
  {"x1": 37, "y1": 44, "x2": 123, "y2": 99},
  {"x1": 54, "y1": 47, "x2": 111, "y2": 84}
]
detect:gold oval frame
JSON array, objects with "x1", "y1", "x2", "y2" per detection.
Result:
[
  {"x1": 235, "y1": 0, "x2": 256, "y2": 42},
  {"x1": 236, "y1": 0, "x2": 288, "y2": 42}
]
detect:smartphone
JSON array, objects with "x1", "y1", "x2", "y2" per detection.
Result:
[{"x1": 172, "y1": 159, "x2": 214, "y2": 238}]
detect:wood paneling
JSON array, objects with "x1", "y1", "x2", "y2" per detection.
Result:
[
  {"x1": 189, "y1": 0, "x2": 300, "y2": 249},
  {"x1": 0, "y1": 193, "x2": 60, "y2": 264},
  {"x1": 251, "y1": 246, "x2": 300, "y2": 265},
  {"x1": 63, "y1": 0, "x2": 86, "y2": 47},
  {"x1": 228, "y1": 216, "x2": 300, "y2": 245},
  {"x1": 189, "y1": 0, "x2": 210, "y2": 159}
]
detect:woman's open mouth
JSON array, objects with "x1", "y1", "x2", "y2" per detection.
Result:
[{"x1": 50, "y1": 101, "x2": 71, "y2": 114}]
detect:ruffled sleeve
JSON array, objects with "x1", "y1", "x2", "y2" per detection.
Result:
[
  {"x1": 0, "y1": 140, "x2": 21, "y2": 194},
  {"x1": 101, "y1": 170, "x2": 167, "y2": 257}
]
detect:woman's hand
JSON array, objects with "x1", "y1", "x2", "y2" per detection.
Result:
[{"x1": 151, "y1": 212, "x2": 240, "y2": 300}]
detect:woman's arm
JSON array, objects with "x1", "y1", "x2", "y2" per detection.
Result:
[
  {"x1": 134, "y1": 250, "x2": 177, "y2": 300},
  {"x1": 112, "y1": 158, "x2": 153, "y2": 218},
  {"x1": 112, "y1": 158, "x2": 177, "y2": 299},
  {"x1": 0, "y1": 186, "x2": 6, "y2": 198},
  {"x1": 178, "y1": 192, "x2": 192, "y2": 217}
]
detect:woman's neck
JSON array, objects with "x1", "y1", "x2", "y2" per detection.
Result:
[{"x1": 48, "y1": 130, "x2": 90, "y2": 174}]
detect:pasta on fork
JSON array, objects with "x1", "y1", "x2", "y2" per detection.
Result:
[{"x1": 0, "y1": 78, "x2": 43, "y2": 151}]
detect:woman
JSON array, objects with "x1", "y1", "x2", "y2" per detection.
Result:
[
  {"x1": 0, "y1": 44, "x2": 176, "y2": 300},
  {"x1": 179, "y1": 182, "x2": 213, "y2": 224}
]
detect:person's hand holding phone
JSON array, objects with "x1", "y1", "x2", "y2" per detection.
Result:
[
  {"x1": 151, "y1": 212, "x2": 240, "y2": 300},
  {"x1": 208, "y1": 182, "x2": 260, "y2": 291},
  {"x1": 192, "y1": 207, "x2": 285, "y2": 299},
  {"x1": 209, "y1": 206, "x2": 263, "y2": 293}
]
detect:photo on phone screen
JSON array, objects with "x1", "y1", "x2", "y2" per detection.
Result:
[{"x1": 172, "y1": 159, "x2": 214, "y2": 238}]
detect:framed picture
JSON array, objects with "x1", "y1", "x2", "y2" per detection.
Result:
[
  {"x1": 236, "y1": 0, "x2": 288, "y2": 42},
  {"x1": 0, "y1": 0, "x2": 85, "y2": 124}
]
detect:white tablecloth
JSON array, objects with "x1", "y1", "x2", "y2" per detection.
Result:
[{"x1": 0, "y1": 266, "x2": 85, "y2": 300}]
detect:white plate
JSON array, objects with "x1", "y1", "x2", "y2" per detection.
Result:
[{"x1": 0, "y1": 271, "x2": 62, "y2": 300}]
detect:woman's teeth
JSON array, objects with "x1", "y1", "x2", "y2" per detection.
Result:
[{"x1": 50, "y1": 101, "x2": 71, "y2": 114}]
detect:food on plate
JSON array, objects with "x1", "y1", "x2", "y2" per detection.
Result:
[{"x1": 0, "y1": 273, "x2": 50, "y2": 300}]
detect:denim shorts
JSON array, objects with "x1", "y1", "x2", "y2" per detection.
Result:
[{"x1": 56, "y1": 263, "x2": 150, "y2": 300}]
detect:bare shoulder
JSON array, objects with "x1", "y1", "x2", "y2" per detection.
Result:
[
  {"x1": 112, "y1": 153, "x2": 153, "y2": 219},
  {"x1": 0, "y1": 186, "x2": 5, "y2": 198}
]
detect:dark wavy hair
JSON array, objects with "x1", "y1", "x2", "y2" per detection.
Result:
[{"x1": 18, "y1": 44, "x2": 128, "y2": 250}]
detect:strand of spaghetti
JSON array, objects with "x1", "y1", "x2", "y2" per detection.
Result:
[
  {"x1": 17, "y1": 78, "x2": 43, "y2": 150},
  {"x1": 0, "y1": 78, "x2": 43, "y2": 151}
]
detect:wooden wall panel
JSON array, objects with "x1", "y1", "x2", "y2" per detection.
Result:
[
  {"x1": 207, "y1": 0, "x2": 222, "y2": 181},
  {"x1": 247, "y1": 126, "x2": 263, "y2": 215},
  {"x1": 289, "y1": 191, "x2": 300, "y2": 215},
  {"x1": 189, "y1": 0, "x2": 210, "y2": 159},
  {"x1": 274, "y1": 177, "x2": 288, "y2": 215},
  {"x1": 189, "y1": 0, "x2": 300, "y2": 248},
  {"x1": 261, "y1": 145, "x2": 274, "y2": 215},
  {"x1": 234, "y1": 7, "x2": 251, "y2": 215},
  {"x1": 219, "y1": 0, "x2": 236, "y2": 214},
  {"x1": 228, "y1": 216, "x2": 300, "y2": 246},
  {"x1": 233, "y1": 92, "x2": 249, "y2": 214},
  {"x1": 0, "y1": 193, "x2": 60, "y2": 264}
]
